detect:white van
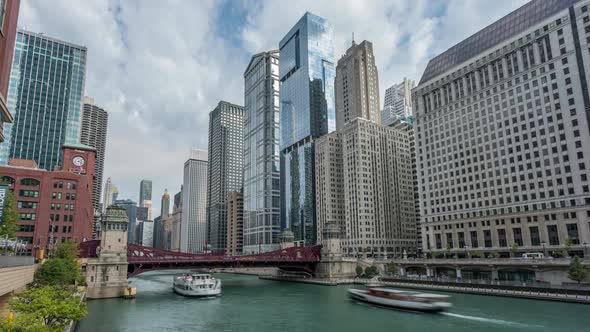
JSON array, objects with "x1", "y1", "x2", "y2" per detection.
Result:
[{"x1": 522, "y1": 252, "x2": 544, "y2": 259}]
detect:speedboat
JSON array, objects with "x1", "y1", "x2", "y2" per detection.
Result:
[
  {"x1": 348, "y1": 287, "x2": 452, "y2": 312},
  {"x1": 173, "y1": 273, "x2": 221, "y2": 297}
]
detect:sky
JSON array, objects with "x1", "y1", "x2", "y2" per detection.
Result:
[{"x1": 17, "y1": 0, "x2": 528, "y2": 216}]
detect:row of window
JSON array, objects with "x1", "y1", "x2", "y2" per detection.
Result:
[
  {"x1": 48, "y1": 225, "x2": 73, "y2": 233},
  {"x1": 51, "y1": 192, "x2": 76, "y2": 200},
  {"x1": 52, "y1": 181, "x2": 77, "y2": 190},
  {"x1": 50, "y1": 203, "x2": 75, "y2": 211},
  {"x1": 50, "y1": 214, "x2": 74, "y2": 222}
]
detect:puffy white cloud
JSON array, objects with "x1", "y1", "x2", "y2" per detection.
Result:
[{"x1": 18, "y1": 0, "x2": 526, "y2": 214}]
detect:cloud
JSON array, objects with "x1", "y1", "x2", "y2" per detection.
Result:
[{"x1": 18, "y1": 0, "x2": 526, "y2": 215}]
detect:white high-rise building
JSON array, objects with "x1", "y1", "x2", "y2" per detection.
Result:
[
  {"x1": 102, "y1": 177, "x2": 118, "y2": 213},
  {"x1": 181, "y1": 149, "x2": 208, "y2": 253},
  {"x1": 382, "y1": 78, "x2": 415, "y2": 127},
  {"x1": 414, "y1": 0, "x2": 590, "y2": 257},
  {"x1": 316, "y1": 40, "x2": 416, "y2": 257}
]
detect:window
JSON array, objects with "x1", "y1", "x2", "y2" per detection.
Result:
[
  {"x1": 566, "y1": 224, "x2": 580, "y2": 244},
  {"x1": 20, "y1": 178, "x2": 40, "y2": 186},
  {"x1": 484, "y1": 230, "x2": 492, "y2": 248},
  {"x1": 19, "y1": 190, "x2": 38, "y2": 198},
  {"x1": 547, "y1": 225, "x2": 559, "y2": 245},
  {"x1": 497, "y1": 229, "x2": 507, "y2": 247},
  {"x1": 470, "y1": 231, "x2": 479, "y2": 248},
  {"x1": 0, "y1": 0, "x2": 6, "y2": 34},
  {"x1": 513, "y1": 228, "x2": 523, "y2": 246},
  {"x1": 529, "y1": 226, "x2": 540, "y2": 246}
]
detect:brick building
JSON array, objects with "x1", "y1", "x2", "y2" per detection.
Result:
[{"x1": 1, "y1": 144, "x2": 96, "y2": 258}]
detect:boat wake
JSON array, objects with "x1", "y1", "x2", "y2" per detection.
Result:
[{"x1": 442, "y1": 312, "x2": 542, "y2": 329}]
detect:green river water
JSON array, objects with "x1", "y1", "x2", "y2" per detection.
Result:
[{"x1": 76, "y1": 272, "x2": 590, "y2": 332}]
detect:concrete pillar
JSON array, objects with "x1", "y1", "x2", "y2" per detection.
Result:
[
  {"x1": 491, "y1": 268, "x2": 499, "y2": 281},
  {"x1": 399, "y1": 267, "x2": 406, "y2": 276}
]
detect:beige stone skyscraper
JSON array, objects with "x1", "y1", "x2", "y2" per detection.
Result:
[
  {"x1": 335, "y1": 40, "x2": 380, "y2": 130},
  {"x1": 316, "y1": 39, "x2": 416, "y2": 257}
]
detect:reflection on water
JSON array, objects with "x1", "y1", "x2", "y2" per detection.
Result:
[{"x1": 77, "y1": 271, "x2": 590, "y2": 332}]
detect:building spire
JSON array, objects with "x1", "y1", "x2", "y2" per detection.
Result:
[{"x1": 352, "y1": 32, "x2": 355, "y2": 46}]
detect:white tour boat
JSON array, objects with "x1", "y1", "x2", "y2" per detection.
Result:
[
  {"x1": 173, "y1": 273, "x2": 222, "y2": 297},
  {"x1": 348, "y1": 287, "x2": 452, "y2": 312}
]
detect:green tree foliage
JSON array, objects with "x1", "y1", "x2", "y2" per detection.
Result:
[
  {"x1": 0, "y1": 188, "x2": 18, "y2": 239},
  {"x1": 387, "y1": 264, "x2": 398, "y2": 275},
  {"x1": 35, "y1": 240, "x2": 85, "y2": 286},
  {"x1": 510, "y1": 243, "x2": 519, "y2": 256},
  {"x1": 361, "y1": 266, "x2": 379, "y2": 278},
  {"x1": 7, "y1": 285, "x2": 87, "y2": 331},
  {"x1": 568, "y1": 256, "x2": 589, "y2": 284},
  {"x1": 471, "y1": 250, "x2": 483, "y2": 258},
  {"x1": 355, "y1": 266, "x2": 363, "y2": 277}
]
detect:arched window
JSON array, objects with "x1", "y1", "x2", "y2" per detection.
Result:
[
  {"x1": 20, "y1": 178, "x2": 40, "y2": 186},
  {"x1": 1, "y1": 176, "x2": 15, "y2": 185}
]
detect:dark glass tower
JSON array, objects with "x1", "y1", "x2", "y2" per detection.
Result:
[
  {"x1": 206, "y1": 101, "x2": 244, "y2": 252},
  {"x1": 279, "y1": 12, "x2": 335, "y2": 246},
  {"x1": 1, "y1": 30, "x2": 87, "y2": 170}
]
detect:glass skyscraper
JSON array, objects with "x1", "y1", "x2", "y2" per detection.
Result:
[
  {"x1": 243, "y1": 50, "x2": 281, "y2": 253},
  {"x1": 279, "y1": 12, "x2": 335, "y2": 246},
  {"x1": 206, "y1": 101, "x2": 244, "y2": 252},
  {"x1": 181, "y1": 150, "x2": 208, "y2": 254},
  {"x1": 1, "y1": 30, "x2": 86, "y2": 170}
]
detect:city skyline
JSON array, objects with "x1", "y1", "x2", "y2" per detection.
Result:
[{"x1": 13, "y1": 0, "x2": 529, "y2": 216}]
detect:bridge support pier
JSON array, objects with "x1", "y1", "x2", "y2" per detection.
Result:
[{"x1": 82, "y1": 206, "x2": 130, "y2": 299}]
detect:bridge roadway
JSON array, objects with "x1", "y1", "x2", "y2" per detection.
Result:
[{"x1": 79, "y1": 240, "x2": 322, "y2": 277}]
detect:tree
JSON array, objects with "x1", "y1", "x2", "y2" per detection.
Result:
[
  {"x1": 471, "y1": 250, "x2": 483, "y2": 258},
  {"x1": 568, "y1": 256, "x2": 589, "y2": 284},
  {"x1": 35, "y1": 240, "x2": 85, "y2": 286},
  {"x1": 364, "y1": 266, "x2": 379, "y2": 278},
  {"x1": 445, "y1": 244, "x2": 451, "y2": 258},
  {"x1": 0, "y1": 188, "x2": 18, "y2": 239},
  {"x1": 8, "y1": 285, "x2": 87, "y2": 330},
  {"x1": 355, "y1": 266, "x2": 363, "y2": 277},
  {"x1": 387, "y1": 264, "x2": 398, "y2": 275},
  {"x1": 564, "y1": 237, "x2": 574, "y2": 257},
  {"x1": 510, "y1": 243, "x2": 519, "y2": 257},
  {"x1": 488, "y1": 251, "x2": 499, "y2": 259}
]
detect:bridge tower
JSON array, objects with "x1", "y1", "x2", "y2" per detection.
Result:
[
  {"x1": 316, "y1": 223, "x2": 356, "y2": 278},
  {"x1": 84, "y1": 206, "x2": 130, "y2": 299}
]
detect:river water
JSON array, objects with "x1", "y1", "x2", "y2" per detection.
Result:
[{"x1": 76, "y1": 271, "x2": 589, "y2": 332}]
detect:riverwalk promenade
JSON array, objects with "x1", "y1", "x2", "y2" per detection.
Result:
[{"x1": 259, "y1": 276, "x2": 590, "y2": 304}]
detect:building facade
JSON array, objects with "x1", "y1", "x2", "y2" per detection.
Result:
[
  {"x1": 226, "y1": 191, "x2": 244, "y2": 256},
  {"x1": 181, "y1": 149, "x2": 208, "y2": 253},
  {"x1": 335, "y1": 40, "x2": 380, "y2": 129},
  {"x1": 1, "y1": 30, "x2": 87, "y2": 171},
  {"x1": 114, "y1": 199, "x2": 137, "y2": 244},
  {"x1": 81, "y1": 97, "x2": 108, "y2": 211},
  {"x1": 414, "y1": 0, "x2": 590, "y2": 257},
  {"x1": 102, "y1": 177, "x2": 117, "y2": 213},
  {"x1": 242, "y1": 50, "x2": 281, "y2": 253},
  {"x1": 1, "y1": 144, "x2": 96, "y2": 258},
  {"x1": 316, "y1": 119, "x2": 416, "y2": 257},
  {"x1": 171, "y1": 187, "x2": 182, "y2": 252},
  {"x1": 0, "y1": 0, "x2": 19, "y2": 144},
  {"x1": 139, "y1": 179, "x2": 152, "y2": 214},
  {"x1": 161, "y1": 189, "x2": 170, "y2": 218},
  {"x1": 279, "y1": 12, "x2": 335, "y2": 246},
  {"x1": 206, "y1": 102, "x2": 244, "y2": 252},
  {"x1": 382, "y1": 78, "x2": 415, "y2": 127}
]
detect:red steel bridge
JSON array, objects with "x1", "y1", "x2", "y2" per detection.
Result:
[{"x1": 79, "y1": 240, "x2": 322, "y2": 277}]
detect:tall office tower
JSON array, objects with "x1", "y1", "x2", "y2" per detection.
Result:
[
  {"x1": 382, "y1": 78, "x2": 415, "y2": 127},
  {"x1": 139, "y1": 179, "x2": 152, "y2": 205},
  {"x1": 206, "y1": 101, "x2": 244, "y2": 252},
  {"x1": 390, "y1": 119, "x2": 422, "y2": 254},
  {"x1": 0, "y1": 0, "x2": 19, "y2": 145},
  {"x1": 316, "y1": 119, "x2": 417, "y2": 257},
  {"x1": 102, "y1": 177, "x2": 115, "y2": 212},
  {"x1": 181, "y1": 149, "x2": 208, "y2": 253},
  {"x1": 226, "y1": 191, "x2": 244, "y2": 255},
  {"x1": 279, "y1": 12, "x2": 335, "y2": 246},
  {"x1": 414, "y1": 0, "x2": 590, "y2": 257},
  {"x1": 1, "y1": 30, "x2": 87, "y2": 170},
  {"x1": 161, "y1": 189, "x2": 170, "y2": 218},
  {"x1": 81, "y1": 96, "x2": 108, "y2": 211},
  {"x1": 242, "y1": 50, "x2": 281, "y2": 254},
  {"x1": 335, "y1": 40, "x2": 380, "y2": 129},
  {"x1": 171, "y1": 187, "x2": 183, "y2": 252},
  {"x1": 114, "y1": 199, "x2": 138, "y2": 243}
]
